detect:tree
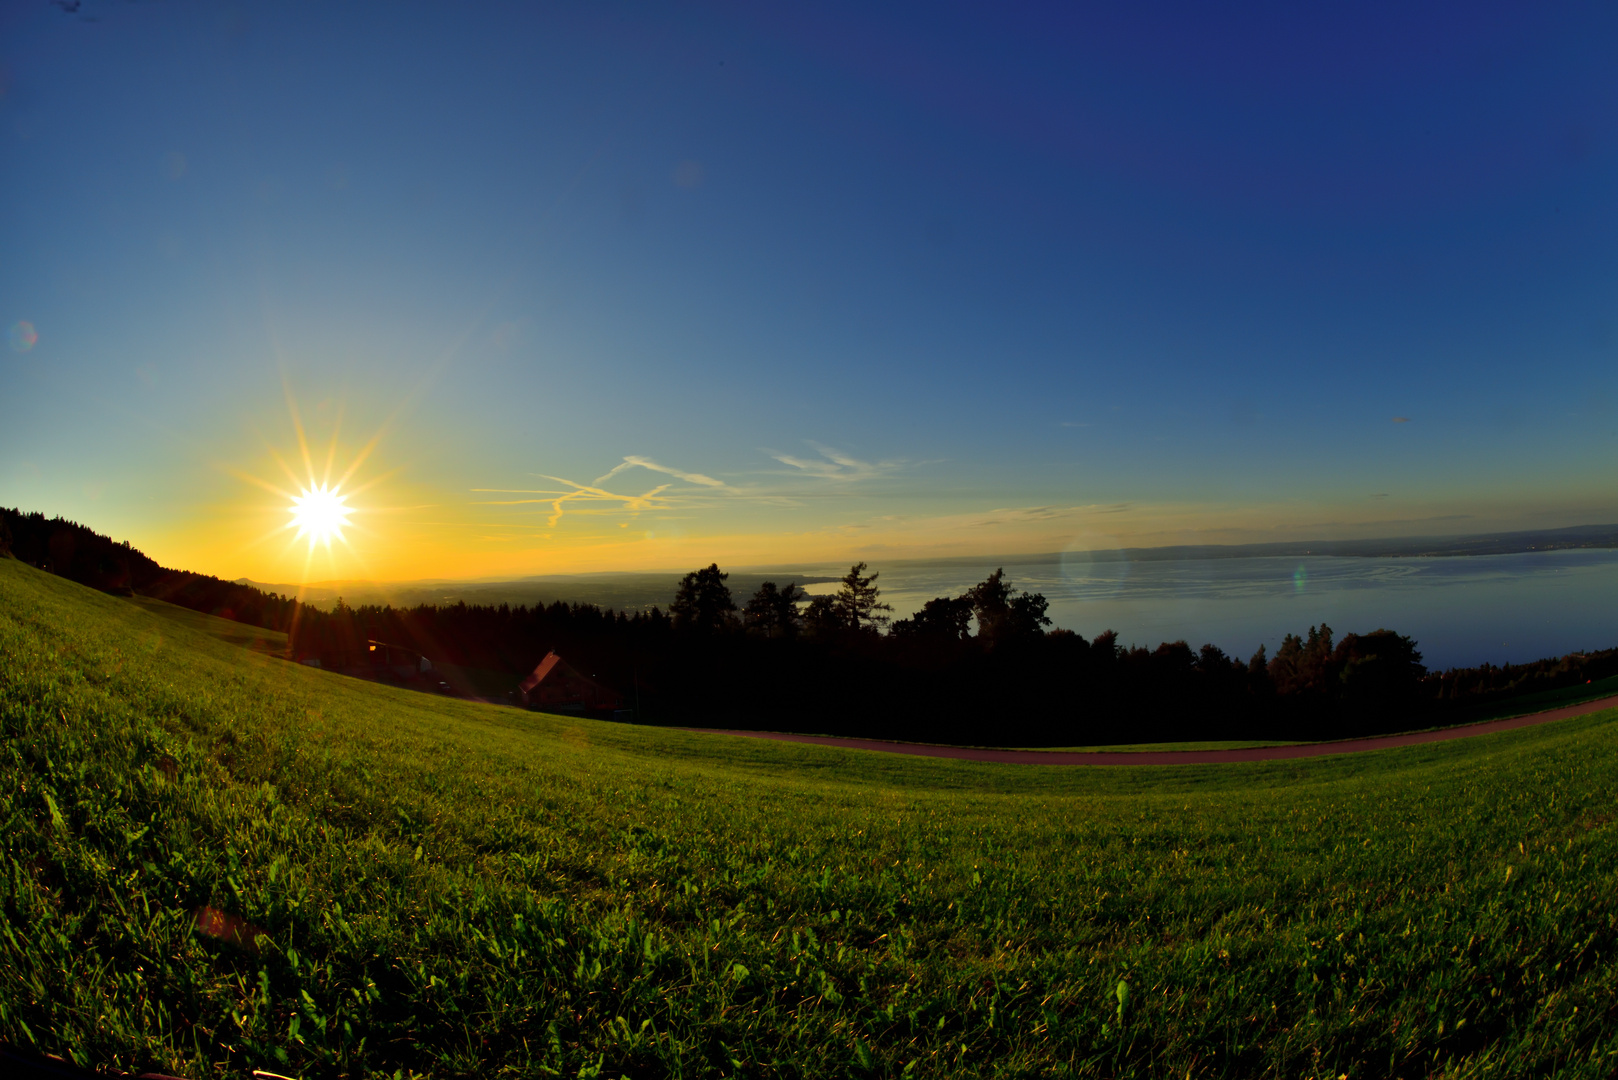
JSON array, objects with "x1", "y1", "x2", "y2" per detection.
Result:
[
  {"x1": 1008, "y1": 591, "x2": 1052, "y2": 638},
  {"x1": 802, "y1": 594, "x2": 844, "y2": 636},
  {"x1": 965, "y1": 568, "x2": 1050, "y2": 645},
  {"x1": 744, "y1": 580, "x2": 805, "y2": 638},
  {"x1": 1300, "y1": 624, "x2": 1335, "y2": 691},
  {"x1": 670, "y1": 563, "x2": 736, "y2": 633},
  {"x1": 1334, "y1": 629, "x2": 1426, "y2": 717},
  {"x1": 1246, "y1": 644, "x2": 1273, "y2": 695},
  {"x1": 832, "y1": 561, "x2": 892, "y2": 632},
  {"x1": 891, "y1": 595, "x2": 973, "y2": 640},
  {"x1": 965, "y1": 568, "x2": 1012, "y2": 639},
  {"x1": 1091, "y1": 629, "x2": 1120, "y2": 664},
  {"x1": 1268, "y1": 631, "x2": 1310, "y2": 694},
  {"x1": 1151, "y1": 640, "x2": 1197, "y2": 677}
]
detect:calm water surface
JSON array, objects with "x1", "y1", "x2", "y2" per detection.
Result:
[{"x1": 800, "y1": 549, "x2": 1618, "y2": 670}]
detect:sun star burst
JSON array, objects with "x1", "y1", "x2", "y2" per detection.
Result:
[{"x1": 290, "y1": 483, "x2": 352, "y2": 548}]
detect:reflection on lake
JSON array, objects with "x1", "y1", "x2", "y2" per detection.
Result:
[{"x1": 801, "y1": 549, "x2": 1618, "y2": 671}]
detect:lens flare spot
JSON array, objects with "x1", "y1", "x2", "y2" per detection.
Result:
[
  {"x1": 290, "y1": 484, "x2": 351, "y2": 548},
  {"x1": 1293, "y1": 564, "x2": 1308, "y2": 593},
  {"x1": 9, "y1": 321, "x2": 38, "y2": 353}
]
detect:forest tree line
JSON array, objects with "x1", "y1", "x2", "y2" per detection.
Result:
[
  {"x1": 6, "y1": 507, "x2": 1616, "y2": 744},
  {"x1": 0, "y1": 507, "x2": 302, "y2": 629}
]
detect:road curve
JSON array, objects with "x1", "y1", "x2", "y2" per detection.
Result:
[{"x1": 684, "y1": 693, "x2": 1618, "y2": 765}]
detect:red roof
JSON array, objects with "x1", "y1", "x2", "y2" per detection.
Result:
[
  {"x1": 519, "y1": 651, "x2": 623, "y2": 710},
  {"x1": 518, "y1": 650, "x2": 564, "y2": 695}
]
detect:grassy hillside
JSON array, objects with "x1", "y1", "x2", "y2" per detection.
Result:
[
  {"x1": 1445, "y1": 670, "x2": 1618, "y2": 724},
  {"x1": 125, "y1": 594, "x2": 289, "y2": 655},
  {"x1": 2, "y1": 557, "x2": 1616, "y2": 1078}
]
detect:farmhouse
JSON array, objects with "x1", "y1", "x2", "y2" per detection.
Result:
[
  {"x1": 519, "y1": 651, "x2": 624, "y2": 715},
  {"x1": 367, "y1": 639, "x2": 433, "y2": 680}
]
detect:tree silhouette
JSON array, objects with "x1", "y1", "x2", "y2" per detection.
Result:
[
  {"x1": 965, "y1": 568, "x2": 1050, "y2": 645},
  {"x1": 1268, "y1": 628, "x2": 1339, "y2": 695},
  {"x1": 1334, "y1": 629, "x2": 1426, "y2": 717},
  {"x1": 833, "y1": 561, "x2": 892, "y2": 632},
  {"x1": 670, "y1": 564, "x2": 736, "y2": 633},
  {"x1": 891, "y1": 595, "x2": 973, "y2": 640},
  {"x1": 1300, "y1": 624, "x2": 1335, "y2": 691},
  {"x1": 803, "y1": 594, "x2": 843, "y2": 636},
  {"x1": 1008, "y1": 591, "x2": 1052, "y2": 637},
  {"x1": 744, "y1": 580, "x2": 806, "y2": 638}
]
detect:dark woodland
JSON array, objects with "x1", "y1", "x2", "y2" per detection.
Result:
[{"x1": 5, "y1": 507, "x2": 1614, "y2": 746}]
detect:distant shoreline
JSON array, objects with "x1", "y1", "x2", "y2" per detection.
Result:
[
  {"x1": 873, "y1": 523, "x2": 1618, "y2": 567},
  {"x1": 240, "y1": 523, "x2": 1618, "y2": 605},
  {"x1": 229, "y1": 524, "x2": 1618, "y2": 618}
]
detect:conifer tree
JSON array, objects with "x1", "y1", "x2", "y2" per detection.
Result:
[
  {"x1": 833, "y1": 562, "x2": 892, "y2": 632},
  {"x1": 670, "y1": 563, "x2": 736, "y2": 633}
]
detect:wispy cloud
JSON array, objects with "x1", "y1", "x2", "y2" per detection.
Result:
[
  {"x1": 476, "y1": 445, "x2": 914, "y2": 530},
  {"x1": 767, "y1": 442, "x2": 903, "y2": 483},
  {"x1": 965, "y1": 504, "x2": 1129, "y2": 528},
  {"x1": 474, "y1": 475, "x2": 674, "y2": 528},
  {"x1": 606, "y1": 456, "x2": 732, "y2": 489},
  {"x1": 474, "y1": 455, "x2": 758, "y2": 528}
]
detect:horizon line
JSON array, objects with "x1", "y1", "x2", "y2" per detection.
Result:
[{"x1": 231, "y1": 520, "x2": 1618, "y2": 589}]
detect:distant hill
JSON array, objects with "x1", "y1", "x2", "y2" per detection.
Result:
[
  {"x1": 1086, "y1": 522, "x2": 1618, "y2": 562},
  {"x1": 858, "y1": 523, "x2": 1618, "y2": 569}
]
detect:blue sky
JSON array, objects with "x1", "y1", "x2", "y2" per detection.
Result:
[{"x1": 2, "y1": 1, "x2": 1617, "y2": 580}]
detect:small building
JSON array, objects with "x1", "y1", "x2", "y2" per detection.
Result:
[
  {"x1": 366, "y1": 639, "x2": 432, "y2": 681},
  {"x1": 519, "y1": 651, "x2": 624, "y2": 715}
]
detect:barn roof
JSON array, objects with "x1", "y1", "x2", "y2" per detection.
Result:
[{"x1": 519, "y1": 650, "x2": 573, "y2": 695}]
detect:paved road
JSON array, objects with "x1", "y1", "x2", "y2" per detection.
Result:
[{"x1": 685, "y1": 693, "x2": 1618, "y2": 765}]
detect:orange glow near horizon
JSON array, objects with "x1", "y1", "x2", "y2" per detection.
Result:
[
  {"x1": 150, "y1": 465, "x2": 1606, "y2": 589},
  {"x1": 132, "y1": 380, "x2": 1610, "y2": 588},
  {"x1": 205, "y1": 380, "x2": 406, "y2": 590}
]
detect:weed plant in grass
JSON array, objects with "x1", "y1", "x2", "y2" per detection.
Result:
[{"x1": 2, "y1": 557, "x2": 1617, "y2": 1078}]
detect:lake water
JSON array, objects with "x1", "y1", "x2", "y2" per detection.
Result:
[{"x1": 798, "y1": 549, "x2": 1618, "y2": 671}]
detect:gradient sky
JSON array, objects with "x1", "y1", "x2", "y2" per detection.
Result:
[{"x1": 3, "y1": 1, "x2": 1617, "y2": 582}]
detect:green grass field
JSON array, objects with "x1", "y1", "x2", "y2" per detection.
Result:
[
  {"x1": 1027, "y1": 740, "x2": 1308, "y2": 753},
  {"x1": 1445, "y1": 671, "x2": 1618, "y2": 725},
  {"x1": 3, "y1": 556, "x2": 1617, "y2": 1078},
  {"x1": 126, "y1": 594, "x2": 290, "y2": 655}
]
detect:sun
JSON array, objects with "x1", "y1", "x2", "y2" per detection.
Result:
[
  {"x1": 289, "y1": 483, "x2": 352, "y2": 548},
  {"x1": 229, "y1": 381, "x2": 394, "y2": 578}
]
